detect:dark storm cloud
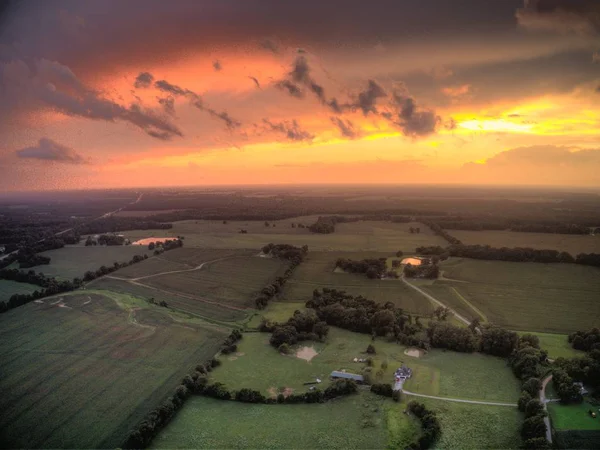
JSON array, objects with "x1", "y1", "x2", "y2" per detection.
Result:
[
  {"x1": 386, "y1": 90, "x2": 440, "y2": 137},
  {"x1": 213, "y1": 60, "x2": 222, "y2": 71},
  {"x1": 290, "y1": 55, "x2": 310, "y2": 83},
  {"x1": 276, "y1": 79, "x2": 304, "y2": 98},
  {"x1": 134, "y1": 71, "x2": 154, "y2": 88},
  {"x1": 0, "y1": 59, "x2": 183, "y2": 140},
  {"x1": 355, "y1": 80, "x2": 387, "y2": 115},
  {"x1": 263, "y1": 119, "x2": 313, "y2": 141},
  {"x1": 15, "y1": 138, "x2": 88, "y2": 164},
  {"x1": 516, "y1": 0, "x2": 600, "y2": 34},
  {"x1": 152, "y1": 76, "x2": 242, "y2": 129},
  {"x1": 330, "y1": 117, "x2": 359, "y2": 139},
  {"x1": 158, "y1": 96, "x2": 175, "y2": 115}
]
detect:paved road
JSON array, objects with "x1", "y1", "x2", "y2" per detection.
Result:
[
  {"x1": 402, "y1": 390, "x2": 517, "y2": 407},
  {"x1": 539, "y1": 374, "x2": 554, "y2": 444},
  {"x1": 401, "y1": 277, "x2": 472, "y2": 327}
]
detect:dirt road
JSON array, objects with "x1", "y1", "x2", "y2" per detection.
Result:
[
  {"x1": 402, "y1": 390, "x2": 517, "y2": 407},
  {"x1": 539, "y1": 374, "x2": 554, "y2": 444}
]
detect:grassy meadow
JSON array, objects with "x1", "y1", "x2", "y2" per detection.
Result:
[
  {"x1": 521, "y1": 332, "x2": 585, "y2": 360},
  {"x1": 0, "y1": 290, "x2": 226, "y2": 449},
  {"x1": 280, "y1": 251, "x2": 434, "y2": 315},
  {"x1": 548, "y1": 401, "x2": 600, "y2": 431},
  {"x1": 209, "y1": 328, "x2": 521, "y2": 403},
  {"x1": 426, "y1": 258, "x2": 600, "y2": 333},
  {"x1": 38, "y1": 245, "x2": 148, "y2": 279},
  {"x1": 121, "y1": 219, "x2": 446, "y2": 251},
  {"x1": 150, "y1": 393, "x2": 395, "y2": 449},
  {"x1": 450, "y1": 229, "x2": 600, "y2": 256},
  {"x1": 414, "y1": 398, "x2": 523, "y2": 449},
  {"x1": 0, "y1": 280, "x2": 40, "y2": 300}
]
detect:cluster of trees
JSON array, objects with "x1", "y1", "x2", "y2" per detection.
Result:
[
  {"x1": 406, "y1": 401, "x2": 442, "y2": 449},
  {"x1": 264, "y1": 310, "x2": 329, "y2": 352},
  {"x1": 427, "y1": 321, "x2": 478, "y2": 352},
  {"x1": 82, "y1": 254, "x2": 149, "y2": 282},
  {"x1": 16, "y1": 251, "x2": 51, "y2": 268},
  {"x1": 552, "y1": 368, "x2": 582, "y2": 404},
  {"x1": 574, "y1": 253, "x2": 600, "y2": 267},
  {"x1": 448, "y1": 244, "x2": 574, "y2": 263},
  {"x1": 255, "y1": 244, "x2": 307, "y2": 309},
  {"x1": 420, "y1": 220, "x2": 462, "y2": 245},
  {"x1": 308, "y1": 216, "x2": 337, "y2": 234},
  {"x1": 370, "y1": 383, "x2": 394, "y2": 397},
  {"x1": 261, "y1": 243, "x2": 308, "y2": 263},
  {"x1": 335, "y1": 257, "x2": 387, "y2": 279},
  {"x1": 568, "y1": 328, "x2": 600, "y2": 352},
  {"x1": 415, "y1": 246, "x2": 447, "y2": 256},
  {"x1": 0, "y1": 277, "x2": 83, "y2": 313},
  {"x1": 403, "y1": 261, "x2": 439, "y2": 279},
  {"x1": 505, "y1": 336, "x2": 551, "y2": 449},
  {"x1": 97, "y1": 234, "x2": 126, "y2": 246},
  {"x1": 0, "y1": 268, "x2": 54, "y2": 287},
  {"x1": 512, "y1": 223, "x2": 589, "y2": 235},
  {"x1": 220, "y1": 329, "x2": 242, "y2": 355},
  {"x1": 151, "y1": 238, "x2": 184, "y2": 255}
]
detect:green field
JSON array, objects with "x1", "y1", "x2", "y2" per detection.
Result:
[
  {"x1": 142, "y1": 255, "x2": 287, "y2": 309},
  {"x1": 0, "y1": 290, "x2": 226, "y2": 449},
  {"x1": 521, "y1": 332, "x2": 585, "y2": 360},
  {"x1": 38, "y1": 245, "x2": 148, "y2": 279},
  {"x1": 425, "y1": 258, "x2": 600, "y2": 333},
  {"x1": 280, "y1": 251, "x2": 434, "y2": 315},
  {"x1": 0, "y1": 280, "x2": 40, "y2": 300},
  {"x1": 209, "y1": 328, "x2": 520, "y2": 403},
  {"x1": 114, "y1": 248, "x2": 250, "y2": 279},
  {"x1": 549, "y1": 401, "x2": 600, "y2": 431},
  {"x1": 151, "y1": 393, "x2": 396, "y2": 449},
  {"x1": 91, "y1": 277, "x2": 249, "y2": 323},
  {"x1": 450, "y1": 229, "x2": 600, "y2": 256},
  {"x1": 414, "y1": 398, "x2": 523, "y2": 449},
  {"x1": 122, "y1": 219, "x2": 446, "y2": 251}
]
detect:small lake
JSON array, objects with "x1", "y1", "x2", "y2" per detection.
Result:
[
  {"x1": 401, "y1": 257, "x2": 422, "y2": 266},
  {"x1": 131, "y1": 237, "x2": 173, "y2": 246}
]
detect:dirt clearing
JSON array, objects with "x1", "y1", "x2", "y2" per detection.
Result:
[
  {"x1": 296, "y1": 346, "x2": 318, "y2": 361},
  {"x1": 404, "y1": 348, "x2": 424, "y2": 358}
]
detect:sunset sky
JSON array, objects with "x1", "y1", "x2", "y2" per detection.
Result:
[{"x1": 1, "y1": 0, "x2": 599, "y2": 191}]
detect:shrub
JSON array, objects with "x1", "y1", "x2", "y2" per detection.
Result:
[
  {"x1": 366, "y1": 344, "x2": 376, "y2": 354},
  {"x1": 370, "y1": 383, "x2": 393, "y2": 397}
]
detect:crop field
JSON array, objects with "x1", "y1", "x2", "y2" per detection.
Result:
[
  {"x1": 280, "y1": 251, "x2": 434, "y2": 315},
  {"x1": 548, "y1": 401, "x2": 600, "y2": 431},
  {"x1": 38, "y1": 245, "x2": 147, "y2": 279},
  {"x1": 0, "y1": 290, "x2": 226, "y2": 449},
  {"x1": 113, "y1": 248, "x2": 250, "y2": 279},
  {"x1": 122, "y1": 219, "x2": 445, "y2": 251},
  {"x1": 413, "y1": 398, "x2": 522, "y2": 449},
  {"x1": 151, "y1": 393, "x2": 392, "y2": 449},
  {"x1": 426, "y1": 258, "x2": 600, "y2": 333},
  {"x1": 450, "y1": 229, "x2": 600, "y2": 256},
  {"x1": 142, "y1": 255, "x2": 287, "y2": 309},
  {"x1": 91, "y1": 277, "x2": 249, "y2": 323},
  {"x1": 0, "y1": 280, "x2": 39, "y2": 299},
  {"x1": 209, "y1": 328, "x2": 520, "y2": 403},
  {"x1": 521, "y1": 332, "x2": 585, "y2": 360}
]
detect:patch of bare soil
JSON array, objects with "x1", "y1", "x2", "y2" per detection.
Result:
[
  {"x1": 296, "y1": 346, "x2": 318, "y2": 361},
  {"x1": 268, "y1": 387, "x2": 294, "y2": 398},
  {"x1": 228, "y1": 356, "x2": 238, "y2": 361},
  {"x1": 235, "y1": 352, "x2": 245, "y2": 356},
  {"x1": 404, "y1": 348, "x2": 424, "y2": 358}
]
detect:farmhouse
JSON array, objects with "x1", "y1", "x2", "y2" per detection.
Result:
[{"x1": 330, "y1": 371, "x2": 364, "y2": 383}]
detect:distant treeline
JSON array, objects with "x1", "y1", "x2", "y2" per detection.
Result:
[
  {"x1": 447, "y1": 244, "x2": 574, "y2": 263},
  {"x1": 76, "y1": 217, "x2": 172, "y2": 235},
  {"x1": 420, "y1": 220, "x2": 462, "y2": 245},
  {"x1": 428, "y1": 218, "x2": 593, "y2": 235},
  {"x1": 255, "y1": 244, "x2": 307, "y2": 309}
]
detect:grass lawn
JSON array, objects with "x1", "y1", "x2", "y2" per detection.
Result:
[
  {"x1": 0, "y1": 280, "x2": 40, "y2": 300},
  {"x1": 548, "y1": 401, "x2": 600, "y2": 431},
  {"x1": 412, "y1": 397, "x2": 523, "y2": 449},
  {"x1": 431, "y1": 258, "x2": 600, "y2": 333},
  {"x1": 210, "y1": 328, "x2": 520, "y2": 403},
  {"x1": 450, "y1": 229, "x2": 600, "y2": 256},
  {"x1": 121, "y1": 219, "x2": 446, "y2": 252},
  {"x1": 520, "y1": 332, "x2": 585, "y2": 360},
  {"x1": 280, "y1": 251, "x2": 434, "y2": 316},
  {"x1": 0, "y1": 290, "x2": 227, "y2": 449},
  {"x1": 151, "y1": 393, "x2": 397, "y2": 449},
  {"x1": 37, "y1": 245, "x2": 148, "y2": 279}
]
